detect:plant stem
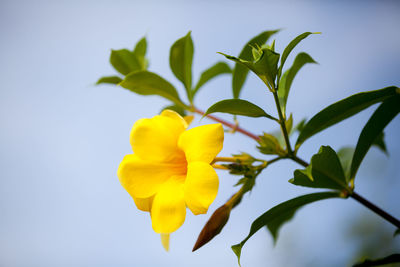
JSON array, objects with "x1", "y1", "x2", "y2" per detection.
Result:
[
  {"x1": 193, "y1": 105, "x2": 400, "y2": 228},
  {"x1": 193, "y1": 107, "x2": 260, "y2": 141},
  {"x1": 272, "y1": 91, "x2": 293, "y2": 155},
  {"x1": 291, "y1": 155, "x2": 400, "y2": 229},
  {"x1": 350, "y1": 192, "x2": 400, "y2": 228}
]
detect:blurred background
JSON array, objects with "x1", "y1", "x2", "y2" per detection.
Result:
[{"x1": 1, "y1": 0, "x2": 399, "y2": 266}]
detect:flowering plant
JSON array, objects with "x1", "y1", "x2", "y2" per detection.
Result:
[{"x1": 97, "y1": 31, "x2": 400, "y2": 266}]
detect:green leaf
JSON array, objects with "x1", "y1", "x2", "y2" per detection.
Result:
[
  {"x1": 232, "y1": 191, "x2": 341, "y2": 265},
  {"x1": 232, "y1": 30, "x2": 279, "y2": 98},
  {"x1": 169, "y1": 32, "x2": 194, "y2": 100},
  {"x1": 257, "y1": 132, "x2": 285, "y2": 156},
  {"x1": 120, "y1": 71, "x2": 187, "y2": 108},
  {"x1": 96, "y1": 76, "x2": 123, "y2": 85},
  {"x1": 296, "y1": 86, "x2": 398, "y2": 149},
  {"x1": 372, "y1": 132, "x2": 388, "y2": 154},
  {"x1": 277, "y1": 32, "x2": 319, "y2": 81},
  {"x1": 204, "y1": 99, "x2": 275, "y2": 119},
  {"x1": 161, "y1": 105, "x2": 187, "y2": 117},
  {"x1": 285, "y1": 113, "x2": 293, "y2": 134},
  {"x1": 110, "y1": 49, "x2": 142, "y2": 75},
  {"x1": 133, "y1": 36, "x2": 148, "y2": 69},
  {"x1": 252, "y1": 48, "x2": 280, "y2": 88},
  {"x1": 292, "y1": 118, "x2": 307, "y2": 133},
  {"x1": 350, "y1": 95, "x2": 400, "y2": 180},
  {"x1": 394, "y1": 229, "x2": 400, "y2": 237},
  {"x1": 278, "y1": 52, "x2": 317, "y2": 114},
  {"x1": 290, "y1": 146, "x2": 349, "y2": 190},
  {"x1": 353, "y1": 253, "x2": 400, "y2": 267},
  {"x1": 337, "y1": 147, "x2": 355, "y2": 182},
  {"x1": 193, "y1": 62, "x2": 231, "y2": 97},
  {"x1": 220, "y1": 49, "x2": 280, "y2": 89}
]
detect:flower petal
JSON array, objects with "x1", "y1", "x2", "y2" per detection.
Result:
[
  {"x1": 130, "y1": 114, "x2": 186, "y2": 163},
  {"x1": 133, "y1": 196, "x2": 153, "y2": 212},
  {"x1": 117, "y1": 154, "x2": 185, "y2": 198},
  {"x1": 160, "y1": 233, "x2": 170, "y2": 251},
  {"x1": 178, "y1": 123, "x2": 224, "y2": 163},
  {"x1": 151, "y1": 177, "x2": 186, "y2": 233},
  {"x1": 160, "y1": 109, "x2": 189, "y2": 129},
  {"x1": 183, "y1": 115, "x2": 194, "y2": 125},
  {"x1": 184, "y1": 162, "x2": 219, "y2": 215}
]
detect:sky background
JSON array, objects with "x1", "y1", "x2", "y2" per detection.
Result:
[{"x1": 1, "y1": 0, "x2": 400, "y2": 266}]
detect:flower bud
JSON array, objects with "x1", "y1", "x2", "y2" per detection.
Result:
[{"x1": 192, "y1": 204, "x2": 232, "y2": 252}]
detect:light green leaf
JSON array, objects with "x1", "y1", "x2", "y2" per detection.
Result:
[
  {"x1": 96, "y1": 76, "x2": 123, "y2": 85},
  {"x1": 232, "y1": 30, "x2": 279, "y2": 98},
  {"x1": 296, "y1": 86, "x2": 398, "y2": 149},
  {"x1": 205, "y1": 99, "x2": 276, "y2": 120},
  {"x1": 133, "y1": 36, "x2": 148, "y2": 69},
  {"x1": 193, "y1": 62, "x2": 231, "y2": 97},
  {"x1": 252, "y1": 48, "x2": 280, "y2": 88},
  {"x1": 292, "y1": 118, "x2": 307, "y2": 134},
  {"x1": 290, "y1": 146, "x2": 349, "y2": 190},
  {"x1": 257, "y1": 132, "x2": 285, "y2": 155},
  {"x1": 285, "y1": 113, "x2": 293, "y2": 134},
  {"x1": 278, "y1": 52, "x2": 317, "y2": 114},
  {"x1": 350, "y1": 95, "x2": 400, "y2": 180},
  {"x1": 232, "y1": 192, "x2": 341, "y2": 265},
  {"x1": 220, "y1": 49, "x2": 280, "y2": 89},
  {"x1": 120, "y1": 71, "x2": 187, "y2": 108},
  {"x1": 337, "y1": 147, "x2": 355, "y2": 182},
  {"x1": 277, "y1": 32, "x2": 319, "y2": 81},
  {"x1": 110, "y1": 49, "x2": 141, "y2": 75},
  {"x1": 169, "y1": 32, "x2": 194, "y2": 100}
]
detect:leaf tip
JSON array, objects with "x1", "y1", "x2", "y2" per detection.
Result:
[{"x1": 231, "y1": 244, "x2": 243, "y2": 266}]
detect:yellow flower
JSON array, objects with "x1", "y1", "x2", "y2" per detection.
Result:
[{"x1": 117, "y1": 110, "x2": 224, "y2": 235}]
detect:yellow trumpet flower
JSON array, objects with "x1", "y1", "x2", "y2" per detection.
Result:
[{"x1": 118, "y1": 110, "x2": 224, "y2": 240}]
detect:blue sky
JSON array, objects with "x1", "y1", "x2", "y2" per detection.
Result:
[{"x1": 1, "y1": 1, "x2": 399, "y2": 266}]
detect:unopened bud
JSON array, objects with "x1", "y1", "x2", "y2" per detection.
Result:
[{"x1": 192, "y1": 204, "x2": 232, "y2": 252}]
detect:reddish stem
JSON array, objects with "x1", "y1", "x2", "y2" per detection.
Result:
[{"x1": 193, "y1": 108, "x2": 260, "y2": 141}]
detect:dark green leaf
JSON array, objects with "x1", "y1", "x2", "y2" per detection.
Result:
[
  {"x1": 290, "y1": 146, "x2": 348, "y2": 190},
  {"x1": 257, "y1": 132, "x2": 285, "y2": 155},
  {"x1": 193, "y1": 62, "x2": 231, "y2": 97},
  {"x1": 169, "y1": 32, "x2": 194, "y2": 100},
  {"x1": 277, "y1": 32, "x2": 319, "y2": 81},
  {"x1": 337, "y1": 147, "x2": 355, "y2": 182},
  {"x1": 133, "y1": 37, "x2": 148, "y2": 69},
  {"x1": 205, "y1": 99, "x2": 275, "y2": 119},
  {"x1": 296, "y1": 86, "x2": 398, "y2": 149},
  {"x1": 394, "y1": 229, "x2": 400, "y2": 237},
  {"x1": 232, "y1": 192, "x2": 341, "y2": 265},
  {"x1": 120, "y1": 71, "x2": 187, "y2": 108},
  {"x1": 278, "y1": 52, "x2": 317, "y2": 114},
  {"x1": 353, "y1": 253, "x2": 400, "y2": 267},
  {"x1": 372, "y1": 132, "x2": 387, "y2": 154},
  {"x1": 350, "y1": 95, "x2": 400, "y2": 180},
  {"x1": 96, "y1": 76, "x2": 123, "y2": 85},
  {"x1": 110, "y1": 49, "x2": 141, "y2": 75},
  {"x1": 232, "y1": 30, "x2": 279, "y2": 98},
  {"x1": 161, "y1": 105, "x2": 187, "y2": 117}
]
